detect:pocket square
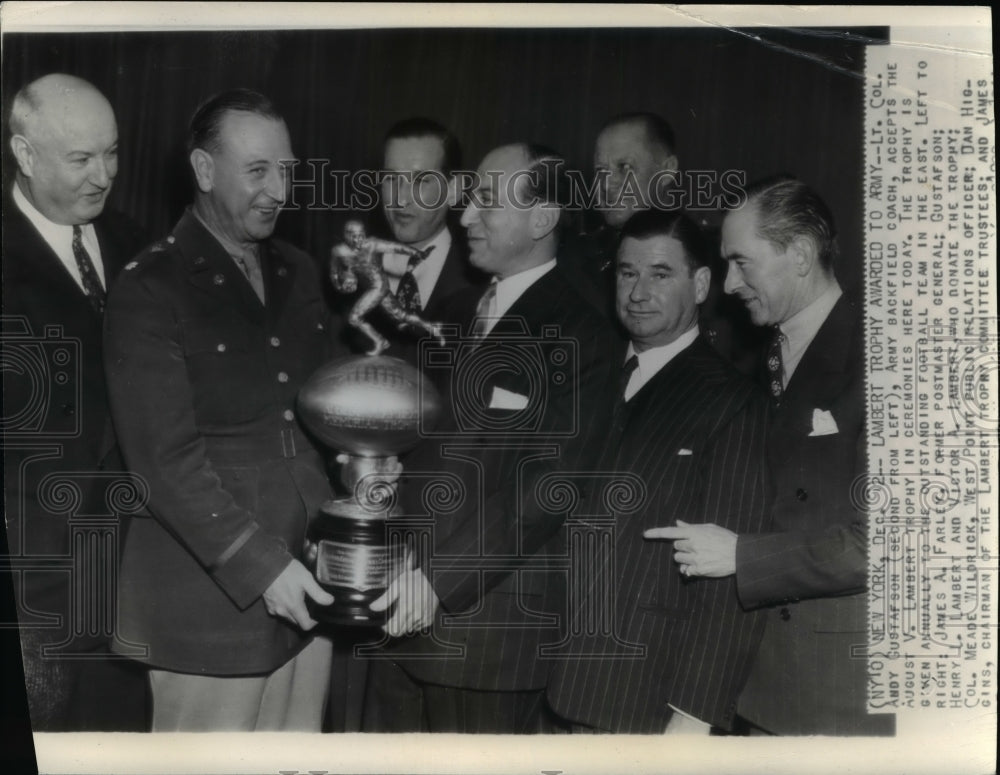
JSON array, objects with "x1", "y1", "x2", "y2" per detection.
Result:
[
  {"x1": 677, "y1": 448, "x2": 693, "y2": 456},
  {"x1": 809, "y1": 408, "x2": 839, "y2": 436},
  {"x1": 489, "y1": 386, "x2": 529, "y2": 410}
]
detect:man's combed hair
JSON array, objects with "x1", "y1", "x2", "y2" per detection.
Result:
[
  {"x1": 600, "y1": 111, "x2": 677, "y2": 157},
  {"x1": 619, "y1": 208, "x2": 710, "y2": 272},
  {"x1": 384, "y1": 117, "x2": 462, "y2": 176},
  {"x1": 188, "y1": 89, "x2": 283, "y2": 154},
  {"x1": 520, "y1": 142, "x2": 570, "y2": 210},
  {"x1": 745, "y1": 175, "x2": 838, "y2": 270}
]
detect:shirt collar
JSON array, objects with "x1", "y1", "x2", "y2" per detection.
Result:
[
  {"x1": 624, "y1": 324, "x2": 700, "y2": 400},
  {"x1": 13, "y1": 181, "x2": 77, "y2": 241},
  {"x1": 492, "y1": 258, "x2": 557, "y2": 320},
  {"x1": 192, "y1": 206, "x2": 260, "y2": 261},
  {"x1": 420, "y1": 226, "x2": 451, "y2": 265},
  {"x1": 413, "y1": 226, "x2": 451, "y2": 279}
]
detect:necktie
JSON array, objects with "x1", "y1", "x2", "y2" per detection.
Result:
[
  {"x1": 766, "y1": 326, "x2": 786, "y2": 402},
  {"x1": 396, "y1": 247, "x2": 433, "y2": 314},
  {"x1": 396, "y1": 256, "x2": 423, "y2": 314},
  {"x1": 471, "y1": 282, "x2": 497, "y2": 339},
  {"x1": 71, "y1": 225, "x2": 106, "y2": 313},
  {"x1": 233, "y1": 249, "x2": 266, "y2": 303},
  {"x1": 610, "y1": 354, "x2": 639, "y2": 435}
]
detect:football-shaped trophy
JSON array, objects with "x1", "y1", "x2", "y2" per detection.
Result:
[
  {"x1": 298, "y1": 355, "x2": 442, "y2": 626},
  {"x1": 297, "y1": 223, "x2": 445, "y2": 626}
]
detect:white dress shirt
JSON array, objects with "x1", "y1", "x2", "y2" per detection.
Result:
[
  {"x1": 13, "y1": 182, "x2": 105, "y2": 290},
  {"x1": 382, "y1": 227, "x2": 452, "y2": 310},
  {"x1": 623, "y1": 325, "x2": 700, "y2": 401},
  {"x1": 779, "y1": 283, "x2": 843, "y2": 385}
]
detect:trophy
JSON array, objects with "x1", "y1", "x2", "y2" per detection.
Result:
[{"x1": 296, "y1": 222, "x2": 445, "y2": 626}]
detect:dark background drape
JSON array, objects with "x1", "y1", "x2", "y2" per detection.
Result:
[{"x1": 2, "y1": 26, "x2": 885, "y2": 294}]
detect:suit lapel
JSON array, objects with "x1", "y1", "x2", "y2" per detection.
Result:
[
  {"x1": 4, "y1": 202, "x2": 102, "y2": 321},
  {"x1": 482, "y1": 265, "x2": 563, "y2": 340},
  {"x1": 769, "y1": 294, "x2": 859, "y2": 463},
  {"x1": 424, "y1": 238, "x2": 465, "y2": 313}
]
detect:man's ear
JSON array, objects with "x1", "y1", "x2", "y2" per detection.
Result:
[
  {"x1": 530, "y1": 202, "x2": 561, "y2": 240},
  {"x1": 9, "y1": 135, "x2": 35, "y2": 177},
  {"x1": 693, "y1": 265, "x2": 711, "y2": 305},
  {"x1": 189, "y1": 148, "x2": 215, "y2": 194},
  {"x1": 789, "y1": 235, "x2": 817, "y2": 277}
]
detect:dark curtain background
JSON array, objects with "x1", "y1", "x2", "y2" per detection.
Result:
[{"x1": 3, "y1": 27, "x2": 885, "y2": 294}]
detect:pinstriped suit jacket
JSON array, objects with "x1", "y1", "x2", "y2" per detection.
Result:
[
  {"x1": 735, "y1": 295, "x2": 895, "y2": 735},
  {"x1": 388, "y1": 263, "x2": 620, "y2": 691},
  {"x1": 547, "y1": 336, "x2": 770, "y2": 732}
]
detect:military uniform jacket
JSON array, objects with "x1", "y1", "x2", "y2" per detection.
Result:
[
  {"x1": 103, "y1": 210, "x2": 337, "y2": 675},
  {"x1": 547, "y1": 336, "x2": 770, "y2": 732},
  {"x1": 735, "y1": 294, "x2": 894, "y2": 735}
]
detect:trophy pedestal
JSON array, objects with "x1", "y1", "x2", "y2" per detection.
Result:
[
  {"x1": 306, "y1": 497, "x2": 398, "y2": 628},
  {"x1": 297, "y1": 354, "x2": 442, "y2": 628}
]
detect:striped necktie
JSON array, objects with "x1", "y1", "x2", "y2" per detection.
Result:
[{"x1": 471, "y1": 283, "x2": 497, "y2": 339}]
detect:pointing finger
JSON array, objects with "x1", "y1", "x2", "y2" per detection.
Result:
[{"x1": 644, "y1": 527, "x2": 688, "y2": 540}]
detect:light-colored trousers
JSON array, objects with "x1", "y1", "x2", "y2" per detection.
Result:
[{"x1": 149, "y1": 635, "x2": 333, "y2": 732}]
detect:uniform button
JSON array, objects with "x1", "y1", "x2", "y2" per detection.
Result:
[
  {"x1": 213, "y1": 273, "x2": 225, "y2": 285},
  {"x1": 315, "y1": 322, "x2": 325, "y2": 332},
  {"x1": 277, "y1": 371, "x2": 289, "y2": 383},
  {"x1": 277, "y1": 267, "x2": 288, "y2": 277},
  {"x1": 62, "y1": 403, "x2": 76, "y2": 416},
  {"x1": 167, "y1": 235, "x2": 176, "y2": 244},
  {"x1": 283, "y1": 409, "x2": 295, "y2": 421},
  {"x1": 269, "y1": 336, "x2": 281, "y2": 347},
  {"x1": 217, "y1": 343, "x2": 227, "y2": 352},
  {"x1": 780, "y1": 607, "x2": 791, "y2": 621},
  {"x1": 194, "y1": 255, "x2": 205, "y2": 265},
  {"x1": 796, "y1": 488, "x2": 808, "y2": 501}
]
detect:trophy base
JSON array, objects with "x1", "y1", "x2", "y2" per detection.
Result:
[{"x1": 308, "y1": 585, "x2": 388, "y2": 629}]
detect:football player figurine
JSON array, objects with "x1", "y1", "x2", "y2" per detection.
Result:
[{"x1": 330, "y1": 219, "x2": 444, "y2": 356}]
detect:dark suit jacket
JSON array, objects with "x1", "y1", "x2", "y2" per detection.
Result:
[
  {"x1": 103, "y1": 209, "x2": 340, "y2": 675},
  {"x1": 547, "y1": 336, "x2": 770, "y2": 732},
  {"x1": 735, "y1": 294, "x2": 894, "y2": 735},
  {"x1": 338, "y1": 228, "x2": 488, "y2": 369},
  {"x1": 2, "y1": 198, "x2": 146, "y2": 621},
  {"x1": 2, "y1": 196, "x2": 149, "y2": 730},
  {"x1": 387, "y1": 262, "x2": 620, "y2": 692}
]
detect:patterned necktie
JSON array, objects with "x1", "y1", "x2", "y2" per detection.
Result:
[
  {"x1": 471, "y1": 282, "x2": 497, "y2": 339},
  {"x1": 766, "y1": 325, "x2": 786, "y2": 403},
  {"x1": 233, "y1": 249, "x2": 266, "y2": 303},
  {"x1": 610, "y1": 354, "x2": 640, "y2": 435},
  {"x1": 396, "y1": 256, "x2": 424, "y2": 315},
  {"x1": 71, "y1": 225, "x2": 106, "y2": 313}
]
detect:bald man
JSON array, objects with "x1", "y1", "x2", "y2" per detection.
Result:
[{"x1": 2, "y1": 73, "x2": 149, "y2": 731}]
